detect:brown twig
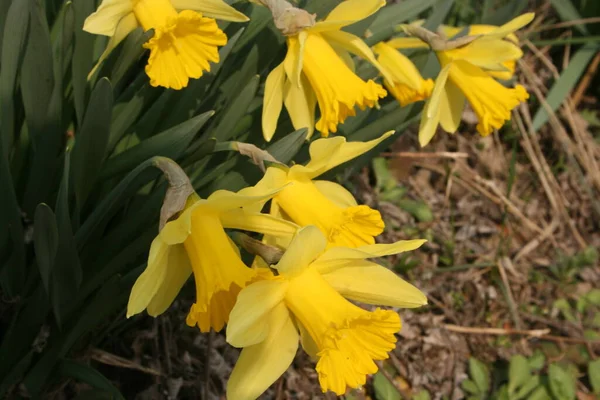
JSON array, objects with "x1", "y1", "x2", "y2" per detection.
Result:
[
  {"x1": 381, "y1": 151, "x2": 469, "y2": 159},
  {"x1": 444, "y1": 324, "x2": 549, "y2": 337}
]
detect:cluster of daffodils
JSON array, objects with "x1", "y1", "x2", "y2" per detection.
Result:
[
  {"x1": 83, "y1": 0, "x2": 537, "y2": 396},
  {"x1": 128, "y1": 133, "x2": 427, "y2": 398},
  {"x1": 84, "y1": 0, "x2": 532, "y2": 146}
]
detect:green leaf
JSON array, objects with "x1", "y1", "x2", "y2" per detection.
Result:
[
  {"x1": 528, "y1": 386, "x2": 550, "y2": 400},
  {"x1": 508, "y1": 355, "x2": 531, "y2": 394},
  {"x1": 109, "y1": 28, "x2": 153, "y2": 89},
  {"x1": 549, "y1": 0, "x2": 588, "y2": 35},
  {"x1": 52, "y1": 146, "x2": 82, "y2": 327},
  {"x1": 513, "y1": 376, "x2": 540, "y2": 400},
  {"x1": 589, "y1": 359, "x2": 600, "y2": 394},
  {"x1": 58, "y1": 360, "x2": 124, "y2": 399},
  {"x1": 553, "y1": 298, "x2": 577, "y2": 323},
  {"x1": 481, "y1": 0, "x2": 528, "y2": 26},
  {"x1": 528, "y1": 350, "x2": 546, "y2": 371},
  {"x1": 266, "y1": 128, "x2": 308, "y2": 164},
  {"x1": 33, "y1": 204, "x2": 59, "y2": 295},
  {"x1": 72, "y1": 78, "x2": 113, "y2": 206},
  {"x1": 461, "y1": 379, "x2": 481, "y2": 395},
  {"x1": 372, "y1": 371, "x2": 402, "y2": 400},
  {"x1": 75, "y1": 158, "x2": 162, "y2": 247},
  {"x1": 366, "y1": 0, "x2": 438, "y2": 46},
  {"x1": 423, "y1": 0, "x2": 454, "y2": 31},
  {"x1": 208, "y1": 75, "x2": 259, "y2": 141},
  {"x1": 71, "y1": 0, "x2": 95, "y2": 125},
  {"x1": 0, "y1": 0, "x2": 30, "y2": 154},
  {"x1": 469, "y1": 358, "x2": 490, "y2": 394},
  {"x1": 548, "y1": 364, "x2": 576, "y2": 400},
  {"x1": 532, "y1": 43, "x2": 598, "y2": 131},
  {"x1": 101, "y1": 111, "x2": 214, "y2": 179}
]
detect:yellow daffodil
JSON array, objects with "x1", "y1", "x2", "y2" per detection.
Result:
[
  {"x1": 226, "y1": 226, "x2": 427, "y2": 399},
  {"x1": 127, "y1": 188, "x2": 297, "y2": 332},
  {"x1": 373, "y1": 42, "x2": 434, "y2": 107},
  {"x1": 417, "y1": 14, "x2": 533, "y2": 146},
  {"x1": 440, "y1": 24, "x2": 520, "y2": 80},
  {"x1": 83, "y1": 0, "x2": 248, "y2": 89},
  {"x1": 262, "y1": 0, "x2": 391, "y2": 140},
  {"x1": 245, "y1": 131, "x2": 393, "y2": 248}
]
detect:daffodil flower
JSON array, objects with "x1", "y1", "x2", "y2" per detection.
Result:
[
  {"x1": 245, "y1": 131, "x2": 393, "y2": 248},
  {"x1": 127, "y1": 188, "x2": 298, "y2": 332},
  {"x1": 83, "y1": 0, "x2": 248, "y2": 89},
  {"x1": 398, "y1": 13, "x2": 533, "y2": 146},
  {"x1": 373, "y1": 42, "x2": 434, "y2": 107},
  {"x1": 439, "y1": 24, "x2": 520, "y2": 80},
  {"x1": 226, "y1": 226, "x2": 427, "y2": 399},
  {"x1": 262, "y1": 0, "x2": 391, "y2": 140}
]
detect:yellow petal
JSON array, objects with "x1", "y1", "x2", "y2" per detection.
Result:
[
  {"x1": 275, "y1": 226, "x2": 327, "y2": 277},
  {"x1": 373, "y1": 42, "x2": 422, "y2": 90},
  {"x1": 127, "y1": 237, "x2": 170, "y2": 318},
  {"x1": 283, "y1": 74, "x2": 316, "y2": 139},
  {"x1": 227, "y1": 304, "x2": 298, "y2": 400},
  {"x1": 298, "y1": 321, "x2": 319, "y2": 359},
  {"x1": 159, "y1": 203, "x2": 200, "y2": 245},
  {"x1": 483, "y1": 13, "x2": 534, "y2": 40},
  {"x1": 438, "y1": 79, "x2": 465, "y2": 133},
  {"x1": 314, "y1": 239, "x2": 427, "y2": 273},
  {"x1": 170, "y1": 0, "x2": 249, "y2": 22},
  {"x1": 386, "y1": 37, "x2": 428, "y2": 50},
  {"x1": 144, "y1": 11, "x2": 227, "y2": 89},
  {"x1": 321, "y1": 30, "x2": 395, "y2": 83},
  {"x1": 322, "y1": 262, "x2": 427, "y2": 308},
  {"x1": 312, "y1": 180, "x2": 357, "y2": 208},
  {"x1": 418, "y1": 63, "x2": 451, "y2": 147},
  {"x1": 87, "y1": 14, "x2": 138, "y2": 79},
  {"x1": 220, "y1": 210, "x2": 299, "y2": 237},
  {"x1": 83, "y1": 0, "x2": 133, "y2": 36},
  {"x1": 226, "y1": 279, "x2": 289, "y2": 347},
  {"x1": 296, "y1": 130, "x2": 394, "y2": 179},
  {"x1": 206, "y1": 186, "x2": 284, "y2": 212},
  {"x1": 311, "y1": 0, "x2": 385, "y2": 32},
  {"x1": 284, "y1": 32, "x2": 307, "y2": 89},
  {"x1": 147, "y1": 244, "x2": 192, "y2": 316},
  {"x1": 236, "y1": 167, "x2": 289, "y2": 213},
  {"x1": 262, "y1": 63, "x2": 286, "y2": 142},
  {"x1": 447, "y1": 39, "x2": 523, "y2": 69}
]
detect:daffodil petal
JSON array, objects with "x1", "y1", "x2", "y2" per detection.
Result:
[
  {"x1": 373, "y1": 42, "x2": 422, "y2": 90},
  {"x1": 263, "y1": 63, "x2": 286, "y2": 141},
  {"x1": 483, "y1": 13, "x2": 534, "y2": 40},
  {"x1": 170, "y1": 0, "x2": 249, "y2": 22},
  {"x1": 146, "y1": 244, "x2": 192, "y2": 316},
  {"x1": 283, "y1": 74, "x2": 316, "y2": 139},
  {"x1": 322, "y1": 262, "x2": 427, "y2": 308},
  {"x1": 83, "y1": 0, "x2": 134, "y2": 36},
  {"x1": 311, "y1": 0, "x2": 384, "y2": 32},
  {"x1": 206, "y1": 187, "x2": 284, "y2": 212},
  {"x1": 314, "y1": 239, "x2": 427, "y2": 273},
  {"x1": 321, "y1": 30, "x2": 395, "y2": 83},
  {"x1": 284, "y1": 32, "x2": 307, "y2": 89},
  {"x1": 438, "y1": 79, "x2": 465, "y2": 133},
  {"x1": 127, "y1": 237, "x2": 170, "y2": 318},
  {"x1": 296, "y1": 130, "x2": 395, "y2": 179},
  {"x1": 227, "y1": 304, "x2": 298, "y2": 400},
  {"x1": 87, "y1": 14, "x2": 138, "y2": 79},
  {"x1": 237, "y1": 167, "x2": 290, "y2": 213},
  {"x1": 455, "y1": 39, "x2": 523, "y2": 68},
  {"x1": 226, "y1": 279, "x2": 289, "y2": 347},
  {"x1": 159, "y1": 202, "x2": 201, "y2": 245},
  {"x1": 427, "y1": 63, "x2": 451, "y2": 119},
  {"x1": 418, "y1": 97, "x2": 440, "y2": 147},
  {"x1": 313, "y1": 180, "x2": 358, "y2": 208},
  {"x1": 298, "y1": 320, "x2": 319, "y2": 360},
  {"x1": 220, "y1": 210, "x2": 299, "y2": 237},
  {"x1": 275, "y1": 226, "x2": 327, "y2": 277}
]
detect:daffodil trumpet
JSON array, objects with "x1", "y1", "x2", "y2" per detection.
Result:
[
  {"x1": 396, "y1": 14, "x2": 533, "y2": 146},
  {"x1": 83, "y1": 0, "x2": 248, "y2": 89},
  {"x1": 261, "y1": 0, "x2": 392, "y2": 140},
  {"x1": 127, "y1": 186, "x2": 298, "y2": 333},
  {"x1": 373, "y1": 41, "x2": 434, "y2": 107},
  {"x1": 226, "y1": 226, "x2": 427, "y2": 399},
  {"x1": 243, "y1": 131, "x2": 394, "y2": 248}
]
